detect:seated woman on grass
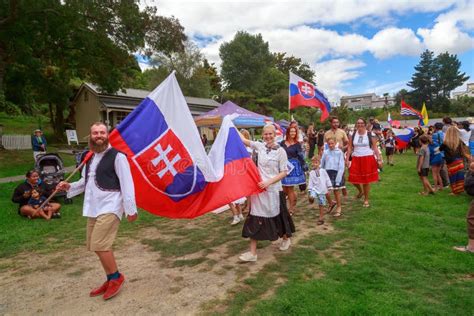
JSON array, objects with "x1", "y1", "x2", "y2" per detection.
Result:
[{"x1": 11, "y1": 169, "x2": 61, "y2": 219}]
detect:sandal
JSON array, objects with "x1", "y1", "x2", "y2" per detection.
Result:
[
  {"x1": 317, "y1": 220, "x2": 324, "y2": 225},
  {"x1": 333, "y1": 212, "x2": 342, "y2": 217},
  {"x1": 327, "y1": 202, "x2": 337, "y2": 214},
  {"x1": 453, "y1": 246, "x2": 474, "y2": 253},
  {"x1": 362, "y1": 202, "x2": 370, "y2": 208},
  {"x1": 418, "y1": 192, "x2": 428, "y2": 196},
  {"x1": 355, "y1": 192, "x2": 363, "y2": 199}
]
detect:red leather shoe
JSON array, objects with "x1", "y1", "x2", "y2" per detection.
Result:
[
  {"x1": 103, "y1": 274, "x2": 125, "y2": 300},
  {"x1": 89, "y1": 281, "x2": 109, "y2": 297}
]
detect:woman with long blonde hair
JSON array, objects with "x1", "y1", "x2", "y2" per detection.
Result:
[{"x1": 440, "y1": 126, "x2": 469, "y2": 195}]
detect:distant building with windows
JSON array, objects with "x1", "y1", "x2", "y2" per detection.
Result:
[
  {"x1": 451, "y1": 83, "x2": 474, "y2": 99},
  {"x1": 340, "y1": 93, "x2": 396, "y2": 111},
  {"x1": 69, "y1": 83, "x2": 220, "y2": 142}
]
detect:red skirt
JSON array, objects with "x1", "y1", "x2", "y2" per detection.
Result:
[{"x1": 348, "y1": 155, "x2": 379, "y2": 184}]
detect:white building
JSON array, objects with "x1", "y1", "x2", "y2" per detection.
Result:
[
  {"x1": 451, "y1": 83, "x2": 474, "y2": 99},
  {"x1": 340, "y1": 93, "x2": 396, "y2": 111}
]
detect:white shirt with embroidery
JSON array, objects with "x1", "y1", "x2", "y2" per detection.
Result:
[{"x1": 67, "y1": 147, "x2": 137, "y2": 219}]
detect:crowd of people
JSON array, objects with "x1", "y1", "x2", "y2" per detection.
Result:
[
  {"x1": 231, "y1": 115, "x2": 473, "y2": 261},
  {"x1": 8, "y1": 115, "x2": 473, "y2": 301}
]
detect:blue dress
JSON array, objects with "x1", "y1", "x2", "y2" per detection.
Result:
[{"x1": 280, "y1": 141, "x2": 306, "y2": 186}]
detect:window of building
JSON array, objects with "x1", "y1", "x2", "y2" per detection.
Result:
[{"x1": 115, "y1": 111, "x2": 130, "y2": 126}]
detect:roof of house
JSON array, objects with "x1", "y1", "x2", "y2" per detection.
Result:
[
  {"x1": 78, "y1": 82, "x2": 221, "y2": 108},
  {"x1": 340, "y1": 93, "x2": 376, "y2": 99}
]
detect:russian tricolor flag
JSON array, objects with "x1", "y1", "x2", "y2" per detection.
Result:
[
  {"x1": 289, "y1": 72, "x2": 331, "y2": 121},
  {"x1": 109, "y1": 72, "x2": 262, "y2": 218},
  {"x1": 392, "y1": 127, "x2": 414, "y2": 150}
]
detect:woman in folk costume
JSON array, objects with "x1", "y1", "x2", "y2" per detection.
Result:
[
  {"x1": 238, "y1": 124, "x2": 295, "y2": 262},
  {"x1": 346, "y1": 117, "x2": 383, "y2": 208},
  {"x1": 440, "y1": 126, "x2": 469, "y2": 195},
  {"x1": 280, "y1": 125, "x2": 307, "y2": 216}
]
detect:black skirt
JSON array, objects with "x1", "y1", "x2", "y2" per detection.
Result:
[{"x1": 242, "y1": 191, "x2": 295, "y2": 241}]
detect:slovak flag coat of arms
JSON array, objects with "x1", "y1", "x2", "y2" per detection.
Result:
[
  {"x1": 289, "y1": 72, "x2": 331, "y2": 121},
  {"x1": 109, "y1": 72, "x2": 262, "y2": 218}
]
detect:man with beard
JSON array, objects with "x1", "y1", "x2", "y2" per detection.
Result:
[
  {"x1": 322, "y1": 117, "x2": 349, "y2": 154},
  {"x1": 57, "y1": 122, "x2": 137, "y2": 300}
]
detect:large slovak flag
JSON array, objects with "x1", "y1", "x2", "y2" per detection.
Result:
[
  {"x1": 109, "y1": 72, "x2": 262, "y2": 218},
  {"x1": 392, "y1": 127, "x2": 414, "y2": 150},
  {"x1": 289, "y1": 72, "x2": 331, "y2": 121}
]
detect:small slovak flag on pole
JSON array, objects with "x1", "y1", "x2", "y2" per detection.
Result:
[{"x1": 289, "y1": 72, "x2": 331, "y2": 122}]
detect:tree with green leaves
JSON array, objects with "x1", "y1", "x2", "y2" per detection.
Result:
[
  {"x1": 407, "y1": 50, "x2": 436, "y2": 108},
  {"x1": 219, "y1": 31, "x2": 274, "y2": 94},
  {"x1": 273, "y1": 52, "x2": 315, "y2": 82},
  {"x1": 0, "y1": 0, "x2": 186, "y2": 139},
  {"x1": 145, "y1": 41, "x2": 217, "y2": 98},
  {"x1": 434, "y1": 52, "x2": 469, "y2": 99}
]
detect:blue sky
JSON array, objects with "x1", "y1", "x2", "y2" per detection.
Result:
[{"x1": 140, "y1": 0, "x2": 474, "y2": 102}]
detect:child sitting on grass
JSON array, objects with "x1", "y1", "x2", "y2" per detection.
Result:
[
  {"x1": 27, "y1": 189, "x2": 52, "y2": 220},
  {"x1": 308, "y1": 156, "x2": 333, "y2": 225},
  {"x1": 417, "y1": 135, "x2": 435, "y2": 195}
]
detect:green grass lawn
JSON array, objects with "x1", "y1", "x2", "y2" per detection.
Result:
[
  {"x1": 0, "y1": 113, "x2": 78, "y2": 178},
  {"x1": 0, "y1": 152, "x2": 472, "y2": 314},
  {"x1": 0, "y1": 147, "x2": 76, "y2": 178},
  {"x1": 0, "y1": 112, "x2": 52, "y2": 135},
  {"x1": 218, "y1": 153, "x2": 473, "y2": 315}
]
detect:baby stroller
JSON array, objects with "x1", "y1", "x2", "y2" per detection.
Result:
[
  {"x1": 35, "y1": 153, "x2": 72, "y2": 204},
  {"x1": 73, "y1": 148, "x2": 90, "y2": 177}
]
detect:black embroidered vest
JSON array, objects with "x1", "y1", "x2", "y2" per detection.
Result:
[{"x1": 85, "y1": 148, "x2": 122, "y2": 191}]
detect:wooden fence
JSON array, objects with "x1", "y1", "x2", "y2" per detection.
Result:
[{"x1": 1, "y1": 135, "x2": 32, "y2": 150}]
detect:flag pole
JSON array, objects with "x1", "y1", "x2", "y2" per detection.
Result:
[{"x1": 38, "y1": 151, "x2": 93, "y2": 210}]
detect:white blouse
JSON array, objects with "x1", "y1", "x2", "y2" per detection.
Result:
[
  {"x1": 352, "y1": 131, "x2": 374, "y2": 157},
  {"x1": 250, "y1": 141, "x2": 288, "y2": 192}
]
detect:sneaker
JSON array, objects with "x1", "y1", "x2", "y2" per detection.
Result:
[
  {"x1": 51, "y1": 212, "x2": 61, "y2": 219},
  {"x1": 239, "y1": 252, "x2": 257, "y2": 262},
  {"x1": 239, "y1": 214, "x2": 244, "y2": 220},
  {"x1": 90, "y1": 280, "x2": 109, "y2": 297},
  {"x1": 272, "y1": 237, "x2": 282, "y2": 245},
  {"x1": 230, "y1": 217, "x2": 241, "y2": 226},
  {"x1": 279, "y1": 238, "x2": 291, "y2": 251},
  {"x1": 103, "y1": 273, "x2": 125, "y2": 300}
]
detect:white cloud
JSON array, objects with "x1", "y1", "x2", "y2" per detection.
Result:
[
  {"x1": 368, "y1": 28, "x2": 423, "y2": 59},
  {"x1": 152, "y1": 0, "x2": 456, "y2": 36},
  {"x1": 435, "y1": 0, "x2": 474, "y2": 30},
  {"x1": 314, "y1": 59, "x2": 366, "y2": 101},
  {"x1": 364, "y1": 80, "x2": 409, "y2": 95},
  {"x1": 418, "y1": 21, "x2": 474, "y2": 54},
  {"x1": 140, "y1": 0, "x2": 473, "y2": 102}
]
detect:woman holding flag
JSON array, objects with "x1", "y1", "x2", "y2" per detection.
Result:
[{"x1": 238, "y1": 124, "x2": 295, "y2": 262}]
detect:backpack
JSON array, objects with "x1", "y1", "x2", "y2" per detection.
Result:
[
  {"x1": 351, "y1": 130, "x2": 373, "y2": 146},
  {"x1": 429, "y1": 132, "x2": 443, "y2": 164}
]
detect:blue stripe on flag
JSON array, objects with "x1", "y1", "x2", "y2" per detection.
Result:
[
  {"x1": 165, "y1": 166, "x2": 206, "y2": 201},
  {"x1": 289, "y1": 83, "x2": 300, "y2": 97},
  {"x1": 225, "y1": 127, "x2": 251, "y2": 162},
  {"x1": 116, "y1": 97, "x2": 168, "y2": 154}
]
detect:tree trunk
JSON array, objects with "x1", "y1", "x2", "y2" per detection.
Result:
[{"x1": 49, "y1": 102, "x2": 65, "y2": 141}]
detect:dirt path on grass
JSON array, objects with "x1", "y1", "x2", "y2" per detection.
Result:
[{"x1": 0, "y1": 206, "x2": 338, "y2": 315}]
